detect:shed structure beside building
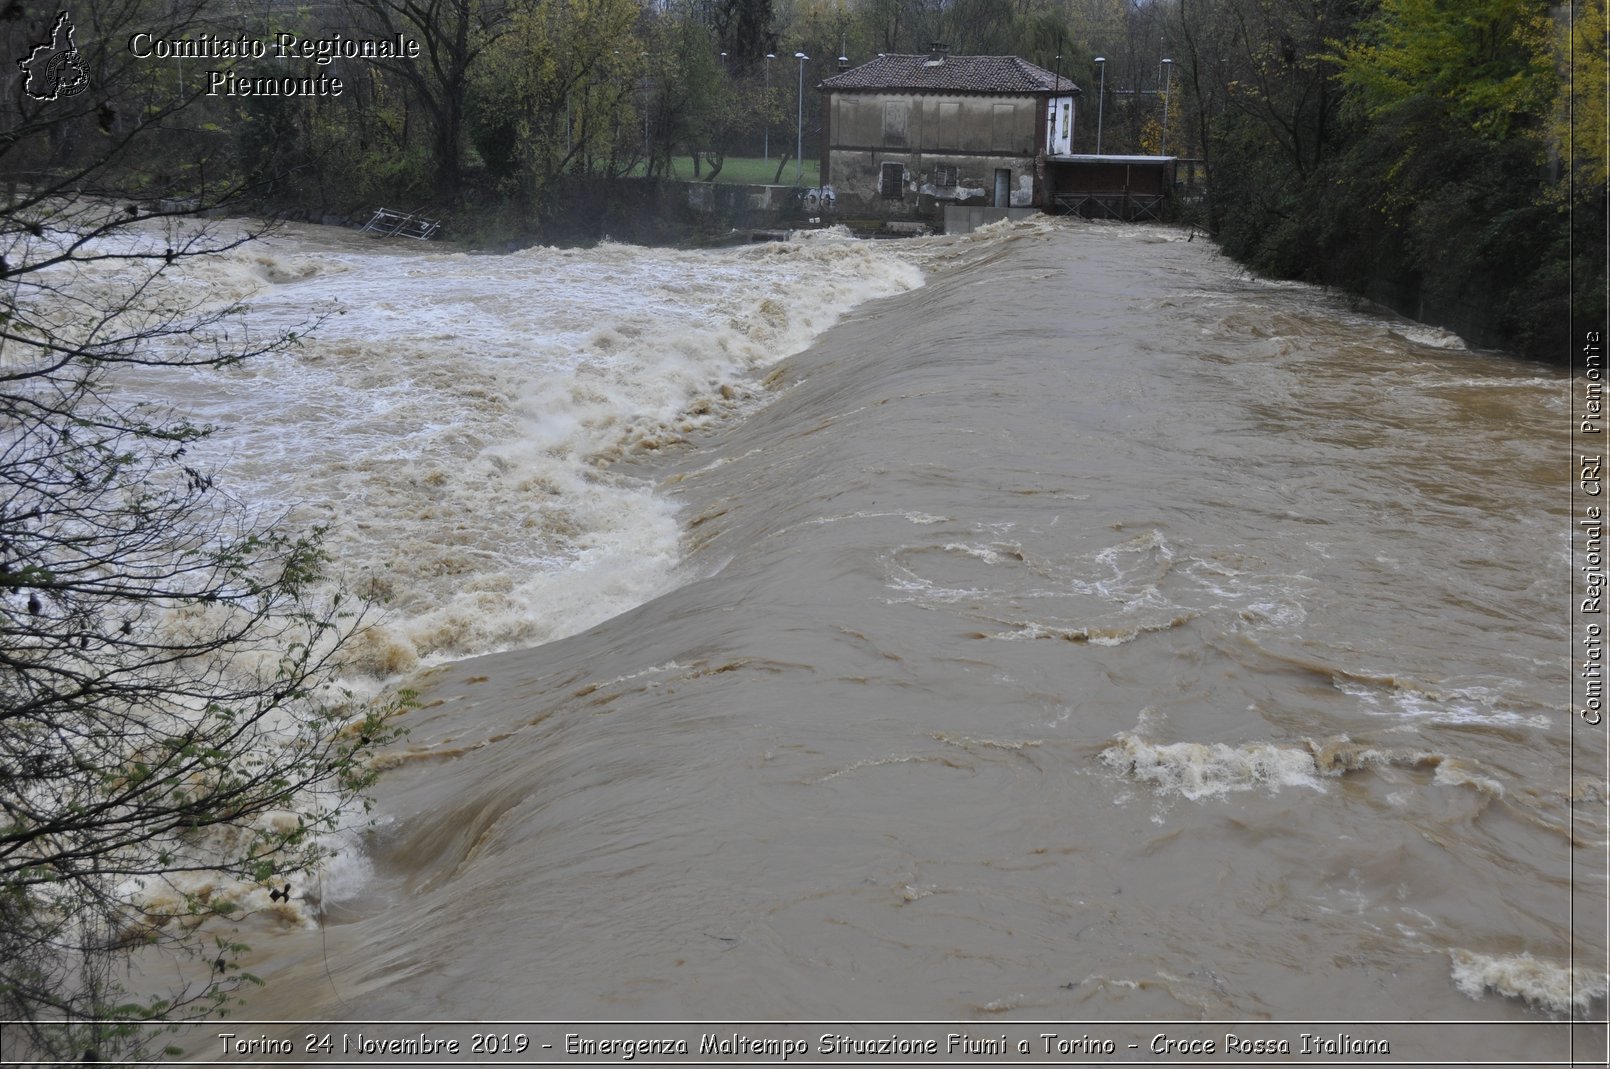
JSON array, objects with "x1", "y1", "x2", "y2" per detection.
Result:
[{"x1": 1044, "y1": 154, "x2": 1178, "y2": 221}]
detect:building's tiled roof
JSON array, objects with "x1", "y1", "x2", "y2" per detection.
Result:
[{"x1": 821, "y1": 54, "x2": 1078, "y2": 94}]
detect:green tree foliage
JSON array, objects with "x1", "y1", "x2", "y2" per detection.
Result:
[
  {"x1": 828, "y1": 0, "x2": 1082, "y2": 68},
  {"x1": 712, "y1": 0, "x2": 779, "y2": 72},
  {"x1": 1178, "y1": 0, "x2": 1594, "y2": 360},
  {"x1": 664, "y1": 18, "x2": 742, "y2": 177},
  {"x1": 1072, "y1": 0, "x2": 1173, "y2": 154},
  {"x1": 233, "y1": 15, "x2": 439, "y2": 215},
  {"x1": 471, "y1": 0, "x2": 643, "y2": 212},
  {"x1": 1559, "y1": 0, "x2": 1608, "y2": 191},
  {"x1": 1338, "y1": 0, "x2": 1556, "y2": 142},
  {"x1": 349, "y1": 0, "x2": 517, "y2": 204},
  {"x1": 1176, "y1": 0, "x2": 1361, "y2": 274},
  {"x1": 1330, "y1": 0, "x2": 1567, "y2": 350},
  {"x1": 1559, "y1": 0, "x2": 1610, "y2": 342}
]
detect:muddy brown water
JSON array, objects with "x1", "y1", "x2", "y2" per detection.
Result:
[{"x1": 160, "y1": 220, "x2": 1603, "y2": 1063}]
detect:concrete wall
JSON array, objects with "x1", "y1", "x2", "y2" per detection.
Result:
[
  {"x1": 684, "y1": 181, "x2": 795, "y2": 214},
  {"x1": 825, "y1": 90, "x2": 1042, "y2": 219},
  {"x1": 942, "y1": 205, "x2": 1040, "y2": 235},
  {"x1": 676, "y1": 179, "x2": 832, "y2": 228}
]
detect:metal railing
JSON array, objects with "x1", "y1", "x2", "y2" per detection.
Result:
[
  {"x1": 1051, "y1": 191, "x2": 1165, "y2": 222},
  {"x1": 360, "y1": 207, "x2": 442, "y2": 239}
]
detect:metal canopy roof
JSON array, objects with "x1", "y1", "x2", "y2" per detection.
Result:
[{"x1": 1048, "y1": 154, "x2": 1178, "y2": 164}]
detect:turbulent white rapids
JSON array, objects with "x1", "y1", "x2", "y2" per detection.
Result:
[
  {"x1": 122, "y1": 218, "x2": 1601, "y2": 1061},
  {"x1": 128, "y1": 226, "x2": 926, "y2": 680}
]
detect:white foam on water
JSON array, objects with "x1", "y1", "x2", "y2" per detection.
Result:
[
  {"x1": 119, "y1": 227, "x2": 926, "y2": 676},
  {"x1": 63, "y1": 223, "x2": 929, "y2": 921},
  {"x1": 1430, "y1": 763, "x2": 1507, "y2": 798},
  {"x1": 989, "y1": 614, "x2": 1193, "y2": 646},
  {"x1": 1099, "y1": 716, "x2": 1505, "y2": 805},
  {"x1": 1388, "y1": 325, "x2": 1468, "y2": 350},
  {"x1": 1337, "y1": 679, "x2": 1549, "y2": 730},
  {"x1": 1101, "y1": 732, "x2": 1327, "y2": 801},
  {"x1": 1449, "y1": 949, "x2": 1608, "y2": 1016},
  {"x1": 942, "y1": 541, "x2": 1024, "y2": 565}
]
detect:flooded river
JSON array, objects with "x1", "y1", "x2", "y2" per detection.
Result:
[{"x1": 135, "y1": 218, "x2": 1603, "y2": 1063}]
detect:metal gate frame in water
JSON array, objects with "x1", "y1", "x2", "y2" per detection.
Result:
[{"x1": 361, "y1": 208, "x2": 442, "y2": 239}]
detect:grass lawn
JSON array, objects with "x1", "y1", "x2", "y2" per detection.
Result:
[{"x1": 638, "y1": 156, "x2": 821, "y2": 186}]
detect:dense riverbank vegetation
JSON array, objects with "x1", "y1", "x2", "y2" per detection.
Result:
[
  {"x1": 1177, "y1": 0, "x2": 1604, "y2": 361},
  {"x1": 3, "y1": 1, "x2": 1600, "y2": 355}
]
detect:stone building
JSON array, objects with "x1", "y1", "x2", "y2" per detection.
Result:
[{"x1": 819, "y1": 47, "x2": 1079, "y2": 222}]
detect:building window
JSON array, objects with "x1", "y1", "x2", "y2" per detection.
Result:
[
  {"x1": 880, "y1": 162, "x2": 904, "y2": 199},
  {"x1": 934, "y1": 164, "x2": 959, "y2": 188}
]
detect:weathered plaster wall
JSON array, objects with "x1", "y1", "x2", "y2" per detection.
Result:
[
  {"x1": 825, "y1": 90, "x2": 1042, "y2": 218},
  {"x1": 678, "y1": 180, "x2": 833, "y2": 227}
]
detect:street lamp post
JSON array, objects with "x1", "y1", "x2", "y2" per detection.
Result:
[
  {"x1": 795, "y1": 52, "x2": 809, "y2": 185},
  {"x1": 1093, "y1": 57, "x2": 1106, "y2": 156},
  {"x1": 764, "y1": 53, "x2": 775, "y2": 161},
  {"x1": 1051, "y1": 51, "x2": 1062, "y2": 152},
  {"x1": 1160, "y1": 58, "x2": 1173, "y2": 156}
]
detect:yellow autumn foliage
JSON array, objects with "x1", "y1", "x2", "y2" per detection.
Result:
[{"x1": 1557, "y1": 0, "x2": 1608, "y2": 192}]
